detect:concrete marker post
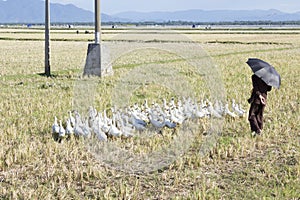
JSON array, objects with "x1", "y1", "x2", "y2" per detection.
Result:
[{"x1": 84, "y1": 0, "x2": 113, "y2": 77}]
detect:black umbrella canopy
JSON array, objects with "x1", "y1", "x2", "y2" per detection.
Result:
[{"x1": 246, "y1": 58, "x2": 281, "y2": 89}]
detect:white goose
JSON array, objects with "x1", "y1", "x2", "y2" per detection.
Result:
[
  {"x1": 214, "y1": 100, "x2": 224, "y2": 116},
  {"x1": 98, "y1": 112, "x2": 110, "y2": 134},
  {"x1": 132, "y1": 109, "x2": 149, "y2": 124},
  {"x1": 129, "y1": 109, "x2": 147, "y2": 127},
  {"x1": 207, "y1": 101, "x2": 222, "y2": 118},
  {"x1": 182, "y1": 98, "x2": 194, "y2": 119},
  {"x1": 65, "y1": 119, "x2": 74, "y2": 135},
  {"x1": 200, "y1": 100, "x2": 210, "y2": 117},
  {"x1": 162, "y1": 98, "x2": 170, "y2": 113},
  {"x1": 118, "y1": 117, "x2": 135, "y2": 137},
  {"x1": 142, "y1": 99, "x2": 152, "y2": 114},
  {"x1": 94, "y1": 115, "x2": 108, "y2": 141},
  {"x1": 238, "y1": 103, "x2": 246, "y2": 113},
  {"x1": 177, "y1": 98, "x2": 183, "y2": 110},
  {"x1": 232, "y1": 99, "x2": 245, "y2": 117},
  {"x1": 232, "y1": 99, "x2": 237, "y2": 111},
  {"x1": 52, "y1": 116, "x2": 59, "y2": 134},
  {"x1": 103, "y1": 109, "x2": 112, "y2": 126},
  {"x1": 74, "y1": 114, "x2": 91, "y2": 138},
  {"x1": 82, "y1": 119, "x2": 92, "y2": 138},
  {"x1": 88, "y1": 106, "x2": 98, "y2": 127},
  {"x1": 170, "y1": 108, "x2": 185, "y2": 124},
  {"x1": 169, "y1": 97, "x2": 176, "y2": 109},
  {"x1": 193, "y1": 102, "x2": 206, "y2": 118},
  {"x1": 149, "y1": 112, "x2": 166, "y2": 129},
  {"x1": 224, "y1": 103, "x2": 237, "y2": 118},
  {"x1": 58, "y1": 120, "x2": 66, "y2": 141},
  {"x1": 130, "y1": 115, "x2": 147, "y2": 131},
  {"x1": 107, "y1": 118, "x2": 122, "y2": 137},
  {"x1": 164, "y1": 116, "x2": 176, "y2": 129},
  {"x1": 68, "y1": 111, "x2": 75, "y2": 127}
]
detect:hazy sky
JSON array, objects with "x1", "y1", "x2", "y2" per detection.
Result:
[{"x1": 50, "y1": 0, "x2": 300, "y2": 14}]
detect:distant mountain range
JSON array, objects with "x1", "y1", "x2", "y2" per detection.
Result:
[
  {"x1": 0, "y1": 0, "x2": 122, "y2": 23},
  {"x1": 113, "y1": 9, "x2": 300, "y2": 22},
  {"x1": 0, "y1": 0, "x2": 300, "y2": 23}
]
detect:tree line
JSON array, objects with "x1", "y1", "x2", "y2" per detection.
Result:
[{"x1": 1, "y1": 20, "x2": 300, "y2": 27}]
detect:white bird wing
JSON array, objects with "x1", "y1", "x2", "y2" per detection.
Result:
[
  {"x1": 94, "y1": 127, "x2": 108, "y2": 141},
  {"x1": 108, "y1": 125, "x2": 122, "y2": 137},
  {"x1": 52, "y1": 124, "x2": 59, "y2": 134}
]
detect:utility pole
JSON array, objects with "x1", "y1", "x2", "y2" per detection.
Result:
[
  {"x1": 45, "y1": 0, "x2": 51, "y2": 77},
  {"x1": 95, "y1": 0, "x2": 100, "y2": 44}
]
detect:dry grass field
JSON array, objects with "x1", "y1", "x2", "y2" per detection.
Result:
[{"x1": 0, "y1": 26, "x2": 299, "y2": 199}]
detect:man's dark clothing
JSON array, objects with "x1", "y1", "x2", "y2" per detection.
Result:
[{"x1": 248, "y1": 74, "x2": 272, "y2": 133}]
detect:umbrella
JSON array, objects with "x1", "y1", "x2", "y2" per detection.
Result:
[{"x1": 246, "y1": 58, "x2": 281, "y2": 89}]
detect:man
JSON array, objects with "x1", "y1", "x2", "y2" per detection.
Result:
[{"x1": 248, "y1": 74, "x2": 272, "y2": 136}]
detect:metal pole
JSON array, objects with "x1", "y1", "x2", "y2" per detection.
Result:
[
  {"x1": 95, "y1": 0, "x2": 100, "y2": 44},
  {"x1": 45, "y1": 0, "x2": 51, "y2": 76}
]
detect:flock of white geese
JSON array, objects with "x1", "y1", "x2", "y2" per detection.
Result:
[{"x1": 52, "y1": 97, "x2": 246, "y2": 142}]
